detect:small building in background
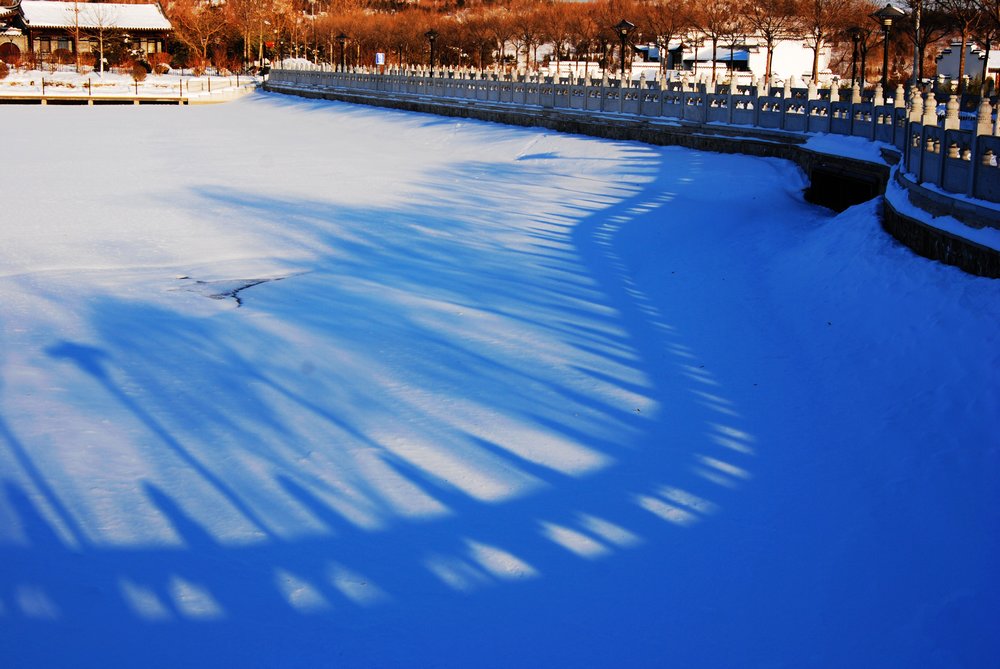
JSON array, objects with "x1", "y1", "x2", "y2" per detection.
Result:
[{"x1": 633, "y1": 35, "x2": 831, "y2": 84}]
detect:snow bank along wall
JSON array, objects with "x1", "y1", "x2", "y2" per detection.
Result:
[{"x1": 265, "y1": 68, "x2": 1000, "y2": 278}]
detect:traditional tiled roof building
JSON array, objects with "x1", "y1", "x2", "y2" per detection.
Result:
[{"x1": 0, "y1": 1, "x2": 172, "y2": 65}]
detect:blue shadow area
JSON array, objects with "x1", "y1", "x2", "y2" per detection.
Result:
[{"x1": 2, "y1": 101, "x2": 997, "y2": 669}]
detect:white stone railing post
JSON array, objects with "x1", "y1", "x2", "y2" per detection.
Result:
[
  {"x1": 909, "y1": 87, "x2": 923, "y2": 123},
  {"x1": 872, "y1": 84, "x2": 884, "y2": 141},
  {"x1": 638, "y1": 72, "x2": 647, "y2": 115},
  {"x1": 943, "y1": 95, "x2": 960, "y2": 131},
  {"x1": 969, "y1": 98, "x2": 994, "y2": 197},
  {"x1": 978, "y1": 97, "x2": 994, "y2": 137},
  {"x1": 922, "y1": 90, "x2": 938, "y2": 128}
]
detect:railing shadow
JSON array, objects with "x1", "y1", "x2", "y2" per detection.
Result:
[{"x1": 1, "y1": 111, "x2": 767, "y2": 668}]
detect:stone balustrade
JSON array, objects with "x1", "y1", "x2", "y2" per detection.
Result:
[
  {"x1": 263, "y1": 65, "x2": 1000, "y2": 276},
  {"x1": 267, "y1": 65, "x2": 1000, "y2": 207}
]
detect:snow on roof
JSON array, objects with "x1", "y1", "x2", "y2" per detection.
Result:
[
  {"x1": 19, "y1": 1, "x2": 171, "y2": 31},
  {"x1": 687, "y1": 47, "x2": 749, "y2": 63}
]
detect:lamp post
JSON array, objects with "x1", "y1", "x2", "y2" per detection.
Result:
[
  {"x1": 911, "y1": 0, "x2": 922, "y2": 87},
  {"x1": 849, "y1": 27, "x2": 862, "y2": 88},
  {"x1": 260, "y1": 19, "x2": 270, "y2": 68},
  {"x1": 337, "y1": 32, "x2": 347, "y2": 71},
  {"x1": 859, "y1": 32, "x2": 869, "y2": 89},
  {"x1": 309, "y1": 0, "x2": 316, "y2": 64},
  {"x1": 871, "y1": 4, "x2": 905, "y2": 90},
  {"x1": 425, "y1": 29, "x2": 439, "y2": 69},
  {"x1": 614, "y1": 19, "x2": 636, "y2": 80}
]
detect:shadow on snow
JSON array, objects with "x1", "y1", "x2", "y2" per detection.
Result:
[{"x1": 0, "y1": 131, "x2": 769, "y2": 668}]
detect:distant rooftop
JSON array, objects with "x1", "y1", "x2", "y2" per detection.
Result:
[{"x1": 19, "y1": 1, "x2": 171, "y2": 31}]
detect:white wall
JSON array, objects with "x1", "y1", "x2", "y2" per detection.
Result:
[
  {"x1": 678, "y1": 34, "x2": 831, "y2": 83},
  {"x1": 935, "y1": 41, "x2": 1000, "y2": 80},
  {"x1": 753, "y1": 39, "x2": 830, "y2": 83}
]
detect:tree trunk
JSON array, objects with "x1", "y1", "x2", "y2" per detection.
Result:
[
  {"x1": 981, "y1": 39, "x2": 993, "y2": 95},
  {"x1": 958, "y1": 31, "x2": 968, "y2": 92},
  {"x1": 711, "y1": 36, "x2": 718, "y2": 82},
  {"x1": 765, "y1": 39, "x2": 773, "y2": 85},
  {"x1": 811, "y1": 39, "x2": 820, "y2": 82}
]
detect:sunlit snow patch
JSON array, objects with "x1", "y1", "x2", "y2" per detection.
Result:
[
  {"x1": 326, "y1": 562, "x2": 389, "y2": 606},
  {"x1": 119, "y1": 578, "x2": 172, "y2": 621},
  {"x1": 539, "y1": 521, "x2": 611, "y2": 559},
  {"x1": 15, "y1": 586, "x2": 60, "y2": 620},
  {"x1": 275, "y1": 568, "x2": 331, "y2": 614},
  {"x1": 168, "y1": 576, "x2": 225, "y2": 620}
]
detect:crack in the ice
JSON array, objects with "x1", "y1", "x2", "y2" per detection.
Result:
[{"x1": 177, "y1": 277, "x2": 285, "y2": 307}]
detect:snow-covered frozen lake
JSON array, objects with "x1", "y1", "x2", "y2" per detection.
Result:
[{"x1": 1, "y1": 92, "x2": 998, "y2": 668}]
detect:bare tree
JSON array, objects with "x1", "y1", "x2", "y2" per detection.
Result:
[
  {"x1": 85, "y1": 3, "x2": 122, "y2": 74},
  {"x1": 509, "y1": 0, "x2": 546, "y2": 70},
  {"x1": 971, "y1": 10, "x2": 999, "y2": 92},
  {"x1": 639, "y1": 0, "x2": 691, "y2": 76},
  {"x1": 482, "y1": 7, "x2": 516, "y2": 70},
  {"x1": 940, "y1": 0, "x2": 986, "y2": 90},
  {"x1": 687, "y1": 0, "x2": 732, "y2": 82},
  {"x1": 225, "y1": 0, "x2": 265, "y2": 67},
  {"x1": 744, "y1": 0, "x2": 800, "y2": 83},
  {"x1": 166, "y1": 0, "x2": 230, "y2": 65},
  {"x1": 720, "y1": 7, "x2": 750, "y2": 83},
  {"x1": 898, "y1": 0, "x2": 951, "y2": 83},
  {"x1": 592, "y1": 0, "x2": 640, "y2": 74},
  {"x1": 566, "y1": 4, "x2": 602, "y2": 77},
  {"x1": 68, "y1": 1, "x2": 82, "y2": 72},
  {"x1": 798, "y1": 0, "x2": 853, "y2": 82},
  {"x1": 539, "y1": 1, "x2": 575, "y2": 74}
]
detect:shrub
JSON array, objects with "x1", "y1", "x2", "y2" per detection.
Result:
[
  {"x1": 0, "y1": 61, "x2": 8, "y2": 80},
  {"x1": 154, "y1": 63, "x2": 170, "y2": 75},
  {"x1": 51, "y1": 48, "x2": 73, "y2": 65},
  {"x1": 188, "y1": 55, "x2": 208, "y2": 77},
  {"x1": 131, "y1": 62, "x2": 147, "y2": 82},
  {"x1": 150, "y1": 52, "x2": 171, "y2": 67}
]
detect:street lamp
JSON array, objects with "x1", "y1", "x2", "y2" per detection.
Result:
[
  {"x1": 309, "y1": 0, "x2": 316, "y2": 64},
  {"x1": 849, "y1": 26, "x2": 862, "y2": 88},
  {"x1": 425, "y1": 29, "x2": 439, "y2": 69},
  {"x1": 614, "y1": 19, "x2": 636, "y2": 79},
  {"x1": 871, "y1": 3, "x2": 905, "y2": 90},
  {"x1": 337, "y1": 32, "x2": 347, "y2": 71}
]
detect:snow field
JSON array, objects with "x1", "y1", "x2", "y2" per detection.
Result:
[{"x1": 0, "y1": 92, "x2": 997, "y2": 668}]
